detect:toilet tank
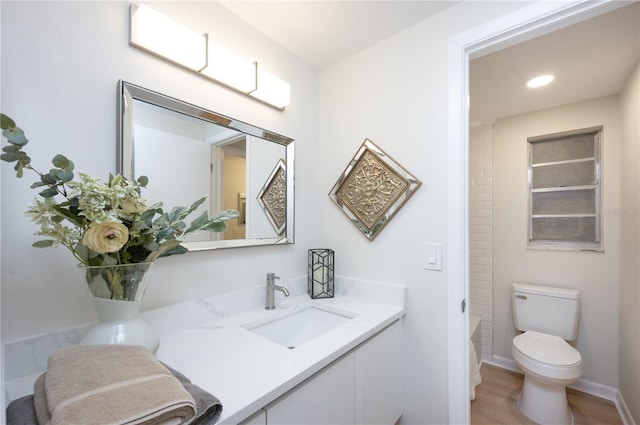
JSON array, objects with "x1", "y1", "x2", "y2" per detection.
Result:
[{"x1": 512, "y1": 283, "x2": 580, "y2": 341}]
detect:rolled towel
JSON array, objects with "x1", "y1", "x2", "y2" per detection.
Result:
[
  {"x1": 33, "y1": 373, "x2": 48, "y2": 425},
  {"x1": 162, "y1": 364, "x2": 223, "y2": 425},
  {"x1": 5, "y1": 394, "x2": 38, "y2": 425},
  {"x1": 469, "y1": 342, "x2": 482, "y2": 400},
  {"x1": 32, "y1": 361, "x2": 223, "y2": 425},
  {"x1": 39, "y1": 345, "x2": 196, "y2": 425}
]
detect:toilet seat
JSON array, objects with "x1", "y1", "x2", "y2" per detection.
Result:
[{"x1": 513, "y1": 331, "x2": 582, "y2": 380}]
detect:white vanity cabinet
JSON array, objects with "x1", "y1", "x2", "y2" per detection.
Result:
[
  {"x1": 254, "y1": 320, "x2": 402, "y2": 425},
  {"x1": 355, "y1": 319, "x2": 402, "y2": 425},
  {"x1": 238, "y1": 410, "x2": 267, "y2": 425},
  {"x1": 265, "y1": 352, "x2": 356, "y2": 424}
]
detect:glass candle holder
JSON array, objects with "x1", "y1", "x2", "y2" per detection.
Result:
[{"x1": 308, "y1": 249, "x2": 334, "y2": 299}]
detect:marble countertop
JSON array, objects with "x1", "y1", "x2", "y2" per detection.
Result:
[{"x1": 3, "y1": 276, "x2": 405, "y2": 424}]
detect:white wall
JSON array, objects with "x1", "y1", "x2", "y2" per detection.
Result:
[
  {"x1": 317, "y1": 2, "x2": 533, "y2": 423},
  {"x1": 469, "y1": 125, "x2": 494, "y2": 362},
  {"x1": 618, "y1": 61, "x2": 640, "y2": 424},
  {"x1": 0, "y1": 1, "x2": 319, "y2": 340},
  {"x1": 135, "y1": 125, "x2": 211, "y2": 242},
  {"x1": 493, "y1": 96, "x2": 621, "y2": 388},
  {"x1": 3, "y1": 1, "x2": 586, "y2": 423}
]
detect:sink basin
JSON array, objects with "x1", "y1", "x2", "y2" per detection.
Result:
[{"x1": 245, "y1": 306, "x2": 355, "y2": 349}]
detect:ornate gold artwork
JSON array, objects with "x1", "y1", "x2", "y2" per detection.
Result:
[
  {"x1": 257, "y1": 159, "x2": 286, "y2": 235},
  {"x1": 329, "y1": 139, "x2": 421, "y2": 241}
]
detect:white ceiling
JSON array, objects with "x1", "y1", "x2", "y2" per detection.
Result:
[
  {"x1": 219, "y1": 1, "x2": 460, "y2": 69},
  {"x1": 470, "y1": 2, "x2": 640, "y2": 125},
  {"x1": 220, "y1": 1, "x2": 639, "y2": 125}
]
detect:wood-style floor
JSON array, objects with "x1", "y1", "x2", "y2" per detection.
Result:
[{"x1": 471, "y1": 363, "x2": 622, "y2": 425}]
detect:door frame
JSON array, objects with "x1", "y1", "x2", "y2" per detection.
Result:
[{"x1": 446, "y1": 1, "x2": 627, "y2": 423}]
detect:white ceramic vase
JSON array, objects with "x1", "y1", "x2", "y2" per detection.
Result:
[{"x1": 79, "y1": 262, "x2": 159, "y2": 353}]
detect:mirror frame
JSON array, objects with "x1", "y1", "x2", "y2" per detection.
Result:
[{"x1": 116, "y1": 80, "x2": 295, "y2": 250}]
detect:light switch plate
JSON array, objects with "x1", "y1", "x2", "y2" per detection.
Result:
[{"x1": 424, "y1": 243, "x2": 443, "y2": 271}]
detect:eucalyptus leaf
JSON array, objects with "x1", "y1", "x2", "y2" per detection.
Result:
[
  {"x1": 33, "y1": 240, "x2": 55, "y2": 248},
  {"x1": 2, "y1": 145, "x2": 20, "y2": 153},
  {"x1": 14, "y1": 162, "x2": 24, "y2": 177},
  {"x1": 56, "y1": 170, "x2": 74, "y2": 182},
  {"x1": 41, "y1": 173, "x2": 57, "y2": 185},
  {"x1": 52, "y1": 154, "x2": 69, "y2": 168},
  {"x1": 1, "y1": 113, "x2": 16, "y2": 130},
  {"x1": 2, "y1": 128, "x2": 27, "y2": 146},
  {"x1": 61, "y1": 171, "x2": 74, "y2": 182},
  {"x1": 1, "y1": 152, "x2": 21, "y2": 162},
  {"x1": 47, "y1": 170, "x2": 61, "y2": 180},
  {"x1": 39, "y1": 187, "x2": 59, "y2": 198}
]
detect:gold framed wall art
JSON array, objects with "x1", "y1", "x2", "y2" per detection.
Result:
[{"x1": 329, "y1": 139, "x2": 421, "y2": 241}]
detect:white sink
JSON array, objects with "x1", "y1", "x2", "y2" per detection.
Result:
[{"x1": 245, "y1": 306, "x2": 355, "y2": 349}]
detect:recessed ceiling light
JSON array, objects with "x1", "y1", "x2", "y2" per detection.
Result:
[{"x1": 525, "y1": 74, "x2": 555, "y2": 88}]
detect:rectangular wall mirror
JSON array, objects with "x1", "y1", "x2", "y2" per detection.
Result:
[{"x1": 117, "y1": 81, "x2": 294, "y2": 251}]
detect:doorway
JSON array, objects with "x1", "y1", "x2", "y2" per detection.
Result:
[{"x1": 447, "y1": 2, "x2": 634, "y2": 423}]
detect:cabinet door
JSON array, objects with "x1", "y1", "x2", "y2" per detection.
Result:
[
  {"x1": 239, "y1": 409, "x2": 267, "y2": 425},
  {"x1": 355, "y1": 320, "x2": 402, "y2": 425},
  {"x1": 266, "y1": 353, "x2": 356, "y2": 424}
]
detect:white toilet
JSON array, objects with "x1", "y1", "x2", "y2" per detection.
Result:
[{"x1": 511, "y1": 283, "x2": 583, "y2": 425}]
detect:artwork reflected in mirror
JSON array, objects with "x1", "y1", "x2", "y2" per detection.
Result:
[
  {"x1": 257, "y1": 159, "x2": 287, "y2": 236},
  {"x1": 117, "y1": 81, "x2": 294, "y2": 251}
]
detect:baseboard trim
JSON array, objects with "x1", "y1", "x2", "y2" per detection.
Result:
[
  {"x1": 490, "y1": 355, "x2": 635, "y2": 425},
  {"x1": 488, "y1": 355, "x2": 520, "y2": 374},
  {"x1": 616, "y1": 391, "x2": 637, "y2": 425}
]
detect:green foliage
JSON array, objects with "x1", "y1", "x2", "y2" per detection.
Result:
[
  {"x1": 1, "y1": 113, "x2": 31, "y2": 177},
  {"x1": 1, "y1": 113, "x2": 239, "y2": 273}
]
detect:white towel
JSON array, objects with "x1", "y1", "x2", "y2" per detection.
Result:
[{"x1": 469, "y1": 342, "x2": 482, "y2": 400}]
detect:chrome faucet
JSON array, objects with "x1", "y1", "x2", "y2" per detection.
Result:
[{"x1": 265, "y1": 272, "x2": 289, "y2": 310}]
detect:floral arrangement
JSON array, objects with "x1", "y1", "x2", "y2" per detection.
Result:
[{"x1": 1, "y1": 113, "x2": 238, "y2": 299}]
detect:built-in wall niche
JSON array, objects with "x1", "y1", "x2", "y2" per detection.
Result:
[
  {"x1": 528, "y1": 127, "x2": 602, "y2": 251},
  {"x1": 117, "y1": 81, "x2": 295, "y2": 251}
]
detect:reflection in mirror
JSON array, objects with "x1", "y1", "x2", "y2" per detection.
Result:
[{"x1": 117, "y1": 81, "x2": 294, "y2": 250}]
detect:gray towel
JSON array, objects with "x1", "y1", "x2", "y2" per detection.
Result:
[
  {"x1": 5, "y1": 395, "x2": 38, "y2": 425},
  {"x1": 162, "y1": 364, "x2": 223, "y2": 425}
]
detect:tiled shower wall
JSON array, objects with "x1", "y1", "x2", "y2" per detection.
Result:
[{"x1": 469, "y1": 125, "x2": 493, "y2": 361}]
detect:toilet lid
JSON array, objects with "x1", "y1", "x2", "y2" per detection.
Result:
[{"x1": 513, "y1": 331, "x2": 581, "y2": 367}]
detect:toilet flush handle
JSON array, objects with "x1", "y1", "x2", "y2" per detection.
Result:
[{"x1": 516, "y1": 294, "x2": 527, "y2": 300}]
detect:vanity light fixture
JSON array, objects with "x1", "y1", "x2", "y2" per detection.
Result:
[
  {"x1": 129, "y1": 3, "x2": 290, "y2": 110},
  {"x1": 130, "y1": 3, "x2": 208, "y2": 72},
  {"x1": 200, "y1": 43, "x2": 257, "y2": 94},
  {"x1": 250, "y1": 66, "x2": 291, "y2": 111},
  {"x1": 525, "y1": 74, "x2": 555, "y2": 88}
]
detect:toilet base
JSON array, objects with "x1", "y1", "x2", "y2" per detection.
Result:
[{"x1": 518, "y1": 374, "x2": 573, "y2": 425}]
